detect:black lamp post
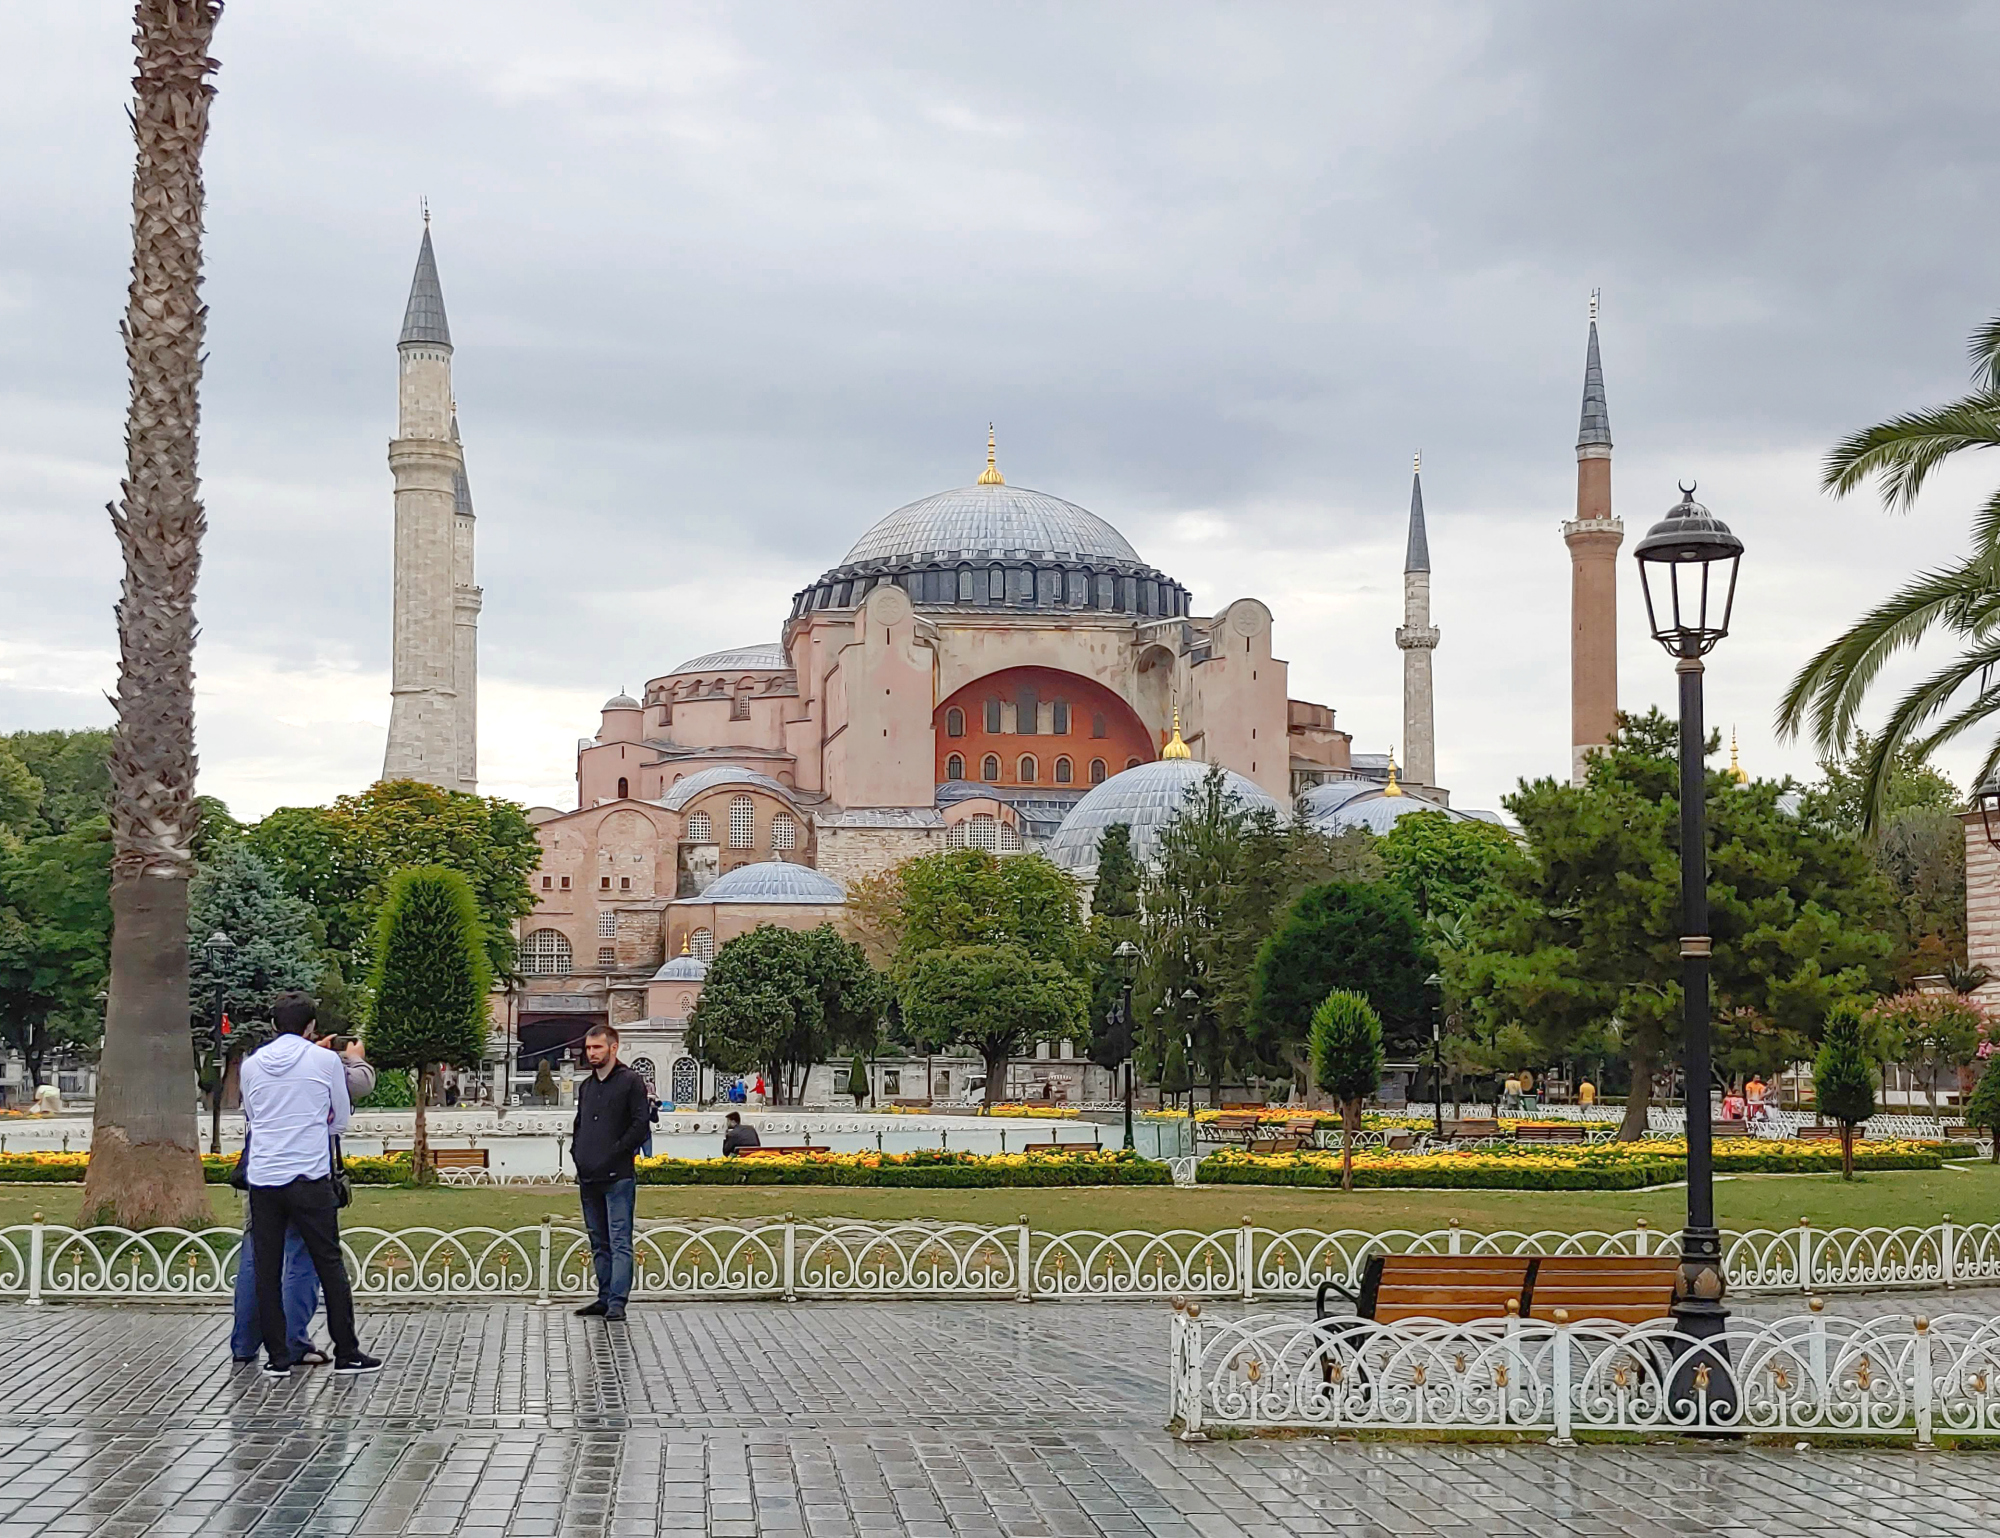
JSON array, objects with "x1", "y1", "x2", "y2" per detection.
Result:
[
  {"x1": 1424, "y1": 972, "x2": 1444, "y2": 1140},
  {"x1": 1634, "y1": 483, "x2": 1742, "y2": 1411},
  {"x1": 201, "y1": 929, "x2": 235, "y2": 1155},
  {"x1": 1113, "y1": 940, "x2": 1139, "y2": 1150},
  {"x1": 1975, "y1": 779, "x2": 2000, "y2": 849}
]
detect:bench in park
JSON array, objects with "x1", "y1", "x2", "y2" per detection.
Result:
[
  {"x1": 430, "y1": 1147, "x2": 489, "y2": 1170},
  {"x1": 736, "y1": 1142, "x2": 819, "y2": 1157},
  {"x1": 1711, "y1": 1119, "x2": 1750, "y2": 1138},
  {"x1": 1246, "y1": 1117, "x2": 1319, "y2": 1155},
  {"x1": 1439, "y1": 1118, "x2": 1502, "y2": 1143},
  {"x1": 1199, "y1": 1112, "x2": 1265, "y2": 1147},
  {"x1": 1514, "y1": 1123, "x2": 1589, "y2": 1144},
  {"x1": 1315, "y1": 1252, "x2": 1681, "y2": 1329},
  {"x1": 1796, "y1": 1124, "x2": 1856, "y2": 1141}
]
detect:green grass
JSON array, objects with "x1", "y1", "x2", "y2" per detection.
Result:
[{"x1": 3, "y1": 1161, "x2": 1994, "y2": 1235}]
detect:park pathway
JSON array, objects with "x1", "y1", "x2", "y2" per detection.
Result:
[{"x1": 0, "y1": 1298, "x2": 1996, "y2": 1536}]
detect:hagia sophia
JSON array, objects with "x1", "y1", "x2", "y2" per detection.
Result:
[{"x1": 380, "y1": 227, "x2": 1625, "y2": 1098}]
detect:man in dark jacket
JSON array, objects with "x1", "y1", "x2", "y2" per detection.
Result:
[
  {"x1": 721, "y1": 1111, "x2": 760, "y2": 1156},
  {"x1": 571, "y1": 1024, "x2": 650, "y2": 1320}
]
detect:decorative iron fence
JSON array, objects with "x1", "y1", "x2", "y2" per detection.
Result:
[
  {"x1": 1167, "y1": 1302, "x2": 2000, "y2": 1443},
  {"x1": 1, "y1": 1217, "x2": 1996, "y2": 1304}
]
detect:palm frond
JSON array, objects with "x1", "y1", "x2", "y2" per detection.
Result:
[
  {"x1": 1971, "y1": 315, "x2": 2000, "y2": 395},
  {"x1": 1853, "y1": 639, "x2": 2000, "y2": 830},
  {"x1": 1820, "y1": 394, "x2": 2000, "y2": 511},
  {"x1": 1774, "y1": 560, "x2": 1996, "y2": 749}
]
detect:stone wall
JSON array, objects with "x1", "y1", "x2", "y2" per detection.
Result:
[{"x1": 813, "y1": 823, "x2": 940, "y2": 890}]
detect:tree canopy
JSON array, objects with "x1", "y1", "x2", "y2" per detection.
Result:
[
  {"x1": 899, "y1": 942, "x2": 1090, "y2": 1102},
  {"x1": 687, "y1": 924, "x2": 885, "y2": 1103},
  {"x1": 1375, "y1": 809, "x2": 1516, "y2": 923},
  {"x1": 1, "y1": 728, "x2": 113, "y2": 837},
  {"x1": 0, "y1": 817, "x2": 111, "y2": 1093}
]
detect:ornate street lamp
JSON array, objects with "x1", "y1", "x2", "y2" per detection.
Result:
[
  {"x1": 1112, "y1": 940, "x2": 1140, "y2": 1150},
  {"x1": 1974, "y1": 778, "x2": 2000, "y2": 849},
  {"x1": 1634, "y1": 483, "x2": 1743, "y2": 1410},
  {"x1": 201, "y1": 930, "x2": 235, "y2": 1155},
  {"x1": 1424, "y1": 972, "x2": 1445, "y2": 1140}
]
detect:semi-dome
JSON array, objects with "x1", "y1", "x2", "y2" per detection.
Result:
[
  {"x1": 685, "y1": 860, "x2": 846, "y2": 905},
  {"x1": 1046, "y1": 758, "x2": 1282, "y2": 879},
  {"x1": 1302, "y1": 784, "x2": 1501, "y2": 836},
  {"x1": 651, "y1": 950, "x2": 709, "y2": 982},
  {"x1": 668, "y1": 643, "x2": 790, "y2": 676},
  {"x1": 601, "y1": 692, "x2": 640, "y2": 709},
  {"x1": 658, "y1": 765, "x2": 797, "y2": 812},
  {"x1": 841, "y1": 484, "x2": 1142, "y2": 568}
]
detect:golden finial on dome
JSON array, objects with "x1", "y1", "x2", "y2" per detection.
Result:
[
  {"x1": 977, "y1": 424, "x2": 1005, "y2": 485},
  {"x1": 1729, "y1": 728, "x2": 1748, "y2": 786},
  {"x1": 679, "y1": 933, "x2": 692, "y2": 956},
  {"x1": 1161, "y1": 706, "x2": 1191, "y2": 760},
  {"x1": 1383, "y1": 747, "x2": 1404, "y2": 797}
]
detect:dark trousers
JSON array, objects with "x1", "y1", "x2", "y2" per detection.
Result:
[
  {"x1": 249, "y1": 1177, "x2": 359, "y2": 1365},
  {"x1": 578, "y1": 1177, "x2": 636, "y2": 1310}
]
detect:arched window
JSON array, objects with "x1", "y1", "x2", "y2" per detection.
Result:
[
  {"x1": 771, "y1": 813, "x2": 797, "y2": 852},
  {"x1": 999, "y1": 821, "x2": 1022, "y2": 852},
  {"x1": 1126, "y1": 756, "x2": 1143, "y2": 770},
  {"x1": 968, "y1": 814, "x2": 999, "y2": 851},
  {"x1": 957, "y1": 565, "x2": 974, "y2": 602},
  {"x1": 1089, "y1": 758, "x2": 1107, "y2": 784},
  {"x1": 1054, "y1": 756, "x2": 1073, "y2": 784},
  {"x1": 984, "y1": 697, "x2": 1002, "y2": 733},
  {"x1": 1067, "y1": 570, "x2": 1088, "y2": 607},
  {"x1": 981, "y1": 754, "x2": 1000, "y2": 782},
  {"x1": 1091, "y1": 712, "x2": 1107, "y2": 739},
  {"x1": 522, "y1": 929, "x2": 573, "y2": 977},
  {"x1": 597, "y1": 946, "x2": 617, "y2": 968},
  {"x1": 988, "y1": 565, "x2": 1006, "y2": 602},
  {"x1": 728, "y1": 796, "x2": 754, "y2": 848},
  {"x1": 687, "y1": 811, "x2": 712, "y2": 842},
  {"x1": 946, "y1": 754, "x2": 965, "y2": 781},
  {"x1": 691, "y1": 927, "x2": 714, "y2": 961},
  {"x1": 616, "y1": 776, "x2": 629, "y2": 799},
  {"x1": 1096, "y1": 573, "x2": 1115, "y2": 610},
  {"x1": 946, "y1": 821, "x2": 969, "y2": 848},
  {"x1": 1017, "y1": 755, "x2": 1037, "y2": 783},
  {"x1": 946, "y1": 707, "x2": 965, "y2": 738},
  {"x1": 1051, "y1": 701, "x2": 1070, "y2": 735}
]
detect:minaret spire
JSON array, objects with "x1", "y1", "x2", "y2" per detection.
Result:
[
  {"x1": 1395, "y1": 455, "x2": 1440, "y2": 792},
  {"x1": 977, "y1": 424, "x2": 1005, "y2": 485},
  {"x1": 1564, "y1": 291, "x2": 1622, "y2": 784}
]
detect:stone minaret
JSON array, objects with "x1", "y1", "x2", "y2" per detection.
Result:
[
  {"x1": 1394, "y1": 455, "x2": 1439, "y2": 791},
  {"x1": 382, "y1": 219, "x2": 480, "y2": 792},
  {"x1": 1564, "y1": 294, "x2": 1621, "y2": 784}
]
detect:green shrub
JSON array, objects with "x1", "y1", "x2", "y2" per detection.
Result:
[{"x1": 355, "y1": 1068, "x2": 416, "y2": 1108}]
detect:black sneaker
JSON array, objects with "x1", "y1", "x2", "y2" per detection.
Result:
[
  {"x1": 603, "y1": 1308, "x2": 627, "y2": 1323},
  {"x1": 573, "y1": 1301, "x2": 607, "y2": 1317},
  {"x1": 261, "y1": 1360, "x2": 292, "y2": 1379},
  {"x1": 333, "y1": 1352, "x2": 382, "y2": 1375}
]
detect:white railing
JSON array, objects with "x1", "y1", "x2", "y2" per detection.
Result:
[
  {"x1": 1168, "y1": 1303, "x2": 2000, "y2": 1443},
  {"x1": 2, "y1": 1217, "x2": 1996, "y2": 1304}
]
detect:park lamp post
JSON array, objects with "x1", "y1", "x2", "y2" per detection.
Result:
[
  {"x1": 1424, "y1": 972, "x2": 1444, "y2": 1139},
  {"x1": 1633, "y1": 483, "x2": 1742, "y2": 1392},
  {"x1": 1112, "y1": 939, "x2": 1139, "y2": 1151},
  {"x1": 201, "y1": 930, "x2": 235, "y2": 1154},
  {"x1": 1973, "y1": 777, "x2": 2000, "y2": 849}
]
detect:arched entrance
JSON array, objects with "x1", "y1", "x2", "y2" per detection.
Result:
[{"x1": 934, "y1": 667, "x2": 1154, "y2": 788}]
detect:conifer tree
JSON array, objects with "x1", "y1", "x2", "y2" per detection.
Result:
[
  {"x1": 1091, "y1": 823, "x2": 1141, "y2": 919},
  {"x1": 1963, "y1": 1056, "x2": 2000, "y2": 1164},
  {"x1": 365, "y1": 866, "x2": 489, "y2": 1183},
  {"x1": 1813, "y1": 1001, "x2": 1877, "y2": 1180},
  {"x1": 846, "y1": 1051, "x2": 869, "y2": 1107},
  {"x1": 1310, "y1": 990, "x2": 1384, "y2": 1191},
  {"x1": 1158, "y1": 1037, "x2": 1191, "y2": 1110}
]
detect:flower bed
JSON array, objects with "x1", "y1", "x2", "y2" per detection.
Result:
[
  {"x1": 634, "y1": 1147, "x2": 1166, "y2": 1187},
  {"x1": 1196, "y1": 1137, "x2": 1945, "y2": 1190},
  {"x1": 981, "y1": 1104, "x2": 1082, "y2": 1119},
  {"x1": 0, "y1": 1152, "x2": 413, "y2": 1185}
]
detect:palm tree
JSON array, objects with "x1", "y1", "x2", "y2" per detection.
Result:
[
  {"x1": 1777, "y1": 316, "x2": 2000, "y2": 828},
  {"x1": 81, "y1": 1, "x2": 225, "y2": 1228}
]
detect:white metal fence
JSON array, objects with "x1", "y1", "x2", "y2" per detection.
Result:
[
  {"x1": 1168, "y1": 1303, "x2": 2000, "y2": 1443},
  {"x1": 2, "y1": 1217, "x2": 1996, "y2": 1304}
]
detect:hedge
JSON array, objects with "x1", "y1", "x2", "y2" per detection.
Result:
[
  {"x1": 0, "y1": 1152, "x2": 413, "y2": 1186},
  {"x1": 634, "y1": 1148, "x2": 1170, "y2": 1187}
]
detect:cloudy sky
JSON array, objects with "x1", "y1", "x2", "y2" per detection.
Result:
[{"x1": 4, "y1": 1, "x2": 1998, "y2": 819}]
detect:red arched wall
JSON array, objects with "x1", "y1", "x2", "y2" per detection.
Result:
[{"x1": 935, "y1": 667, "x2": 1155, "y2": 789}]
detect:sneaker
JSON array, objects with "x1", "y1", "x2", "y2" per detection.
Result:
[
  {"x1": 333, "y1": 1352, "x2": 382, "y2": 1375},
  {"x1": 603, "y1": 1308, "x2": 626, "y2": 1322},
  {"x1": 261, "y1": 1360, "x2": 292, "y2": 1379},
  {"x1": 573, "y1": 1301, "x2": 607, "y2": 1317}
]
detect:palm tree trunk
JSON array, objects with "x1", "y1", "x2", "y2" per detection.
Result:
[{"x1": 82, "y1": 1, "x2": 223, "y2": 1230}]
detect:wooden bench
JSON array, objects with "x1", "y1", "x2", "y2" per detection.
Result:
[
  {"x1": 1514, "y1": 1123, "x2": 1589, "y2": 1143},
  {"x1": 1317, "y1": 1253, "x2": 1679, "y2": 1326},
  {"x1": 1711, "y1": 1119, "x2": 1750, "y2": 1138},
  {"x1": 1199, "y1": 1112, "x2": 1264, "y2": 1146},
  {"x1": 430, "y1": 1147, "x2": 489, "y2": 1170},
  {"x1": 1244, "y1": 1117, "x2": 1320, "y2": 1155},
  {"x1": 1796, "y1": 1124, "x2": 1853, "y2": 1140},
  {"x1": 1521, "y1": 1255, "x2": 1679, "y2": 1325},
  {"x1": 1440, "y1": 1118, "x2": 1502, "y2": 1142},
  {"x1": 735, "y1": 1142, "x2": 816, "y2": 1157}
]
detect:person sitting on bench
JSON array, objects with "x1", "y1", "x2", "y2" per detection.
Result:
[{"x1": 721, "y1": 1111, "x2": 760, "y2": 1157}]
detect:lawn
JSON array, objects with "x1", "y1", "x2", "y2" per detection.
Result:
[{"x1": 3, "y1": 1161, "x2": 1994, "y2": 1235}]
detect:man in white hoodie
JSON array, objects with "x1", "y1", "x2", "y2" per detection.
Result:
[{"x1": 239, "y1": 992, "x2": 380, "y2": 1377}]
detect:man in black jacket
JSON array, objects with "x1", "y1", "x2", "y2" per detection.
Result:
[{"x1": 571, "y1": 1024, "x2": 650, "y2": 1320}]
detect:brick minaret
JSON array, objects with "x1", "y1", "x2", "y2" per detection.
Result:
[
  {"x1": 1395, "y1": 455, "x2": 1439, "y2": 791},
  {"x1": 382, "y1": 216, "x2": 480, "y2": 791},
  {"x1": 1564, "y1": 296, "x2": 1621, "y2": 784}
]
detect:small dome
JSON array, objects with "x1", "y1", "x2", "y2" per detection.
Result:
[
  {"x1": 838, "y1": 484, "x2": 1142, "y2": 569},
  {"x1": 686, "y1": 860, "x2": 845, "y2": 905},
  {"x1": 1047, "y1": 758, "x2": 1282, "y2": 879},
  {"x1": 1303, "y1": 786, "x2": 1491, "y2": 836},
  {"x1": 602, "y1": 692, "x2": 640, "y2": 710},
  {"x1": 658, "y1": 765, "x2": 797, "y2": 812},
  {"x1": 667, "y1": 643, "x2": 790, "y2": 676},
  {"x1": 652, "y1": 952, "x2": 709, "y2": 982}
]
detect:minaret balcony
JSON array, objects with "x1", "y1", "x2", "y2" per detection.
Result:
[{"x1": 1395, "y1": 625, "x2": 1440, "y2": 651}]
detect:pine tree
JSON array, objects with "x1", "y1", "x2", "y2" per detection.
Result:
[
  {"x1": 364, "y1": 866, "x2": 490, "y2": 1183},
  {"x1": 846, "y1": 1052, "x2": 869, "y2": 1108},
  {"x1": 1091, "y1": 824, "x2": 1141, "y2": 919},
  {"x1": 1964, "y1": 1056, "x2": 2000, "y2": 1164},
  {"x1": 1159, "y1": 1038, "x2": 1192, "y2": 1111},
  {"x1": 1310, "y1": 990, "x2": 1384, "y2": 1191},
  {"x1": 1813, "y1": 1001, "x2": 1877, "y2": 1180}
]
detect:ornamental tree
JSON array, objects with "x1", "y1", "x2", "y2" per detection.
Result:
[
  {"x1": 1813, "y1": 1001, "x2": 1877, "y2": 1180},
  {"x1": 687, "y1": 924, "x2": 885, "y2": 1104},
  {"x1": 0, "y1": 817, "x2": 111, "y2": 1103},
  {"x1": 1309, "y1": 990, "x2": 1384, "y2": 1191},
  {"x1": 1866, "y1": 988, "x2": 1991, "y2": 1116},
  {"x1": 1963, "y1": 1056, "x2": 2000, "y2": 1163},
  {"x1": 364, "y1": 866, "x2": 491, "y2": 1183},
  {"x1": 898, "y1": 944, "x2": 1089, "y2": 1106},
  {"x1": 1375, "y1": 809, "x2": 1516, "y2": 923},
  {"x1": 845, "y1": 1052, "x2": 869, "y2": 1107},
  {"x1": 1158, "y1": 1037, "x2": 1192, "y2": 1110}
]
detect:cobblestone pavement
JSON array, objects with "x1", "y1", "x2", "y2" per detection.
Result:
[{"x1": 0, "y1": 1298, "x2": 1996, "y2": 1537}]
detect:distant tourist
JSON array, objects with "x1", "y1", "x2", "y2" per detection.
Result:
[
  {"x1": 238, "y1": 992, "x2": 380, "y2": 1377},
  {"x1": 230, "y1": 1025, "x2": 375, "y2": 1365},
  {"x1": 721, "y1": 1111, "x2": 760, "y2": 1157},
  {"x1": 570, "y1": 1024, "x2": 649, "y2": 1321}
]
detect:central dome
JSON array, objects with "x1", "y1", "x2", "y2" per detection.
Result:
[{"x1": 840, "y1": 484, "x2": 1142, "y2": 568}]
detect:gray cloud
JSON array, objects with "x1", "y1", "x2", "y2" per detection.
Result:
[{"x1": 3, "y1": 1, "x2": 1998, "y2": 816}]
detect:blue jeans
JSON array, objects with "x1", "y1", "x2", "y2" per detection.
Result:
[
  {"x1": 578, "y1": 1177, "x2": 635, "y2": 1310},
  {"x1": 230, "y1": 1222, "x2": 318, "y2": 1360}
]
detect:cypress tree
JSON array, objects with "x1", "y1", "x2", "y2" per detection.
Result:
[
  {"x1": 365, "y1": 866, "x2": 490, "y2": 1183},
  {"x1": 1310, "y1": 990, "x2": 1384, "y2": 1191},
  {"x1": 1813, "y1": 1001, "x2": 1877, "y2": 1181},
  {"x1": 1160, "y1": 1038, "x2": 1192, "y2": 1111},
  {"x1": 846, "y1": 1051, "x2": 870, "y2": 1108},
  {"x1": 1091, "y1": 823, "x2": 1141, "y2": 919},
  {"x1": 1963, "y1": 1057, "x2": 2000, "y2": 1164}
]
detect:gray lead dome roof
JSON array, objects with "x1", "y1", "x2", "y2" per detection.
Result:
[
  {"x1": 839, "y1": 484, "x2": 1142, "y2": 568},
  {"x1": 683, "y1": 861, "x2": 846, "y2": 905},
  {"x1": 1047, "y1": 759, "x2": 1281, "y2": 879}
]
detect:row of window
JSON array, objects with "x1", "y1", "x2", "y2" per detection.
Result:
[
  {"x1": 944, "y1": 814, "x2": 1025, "y2": 852},
  {"x1": 522, "y1": 925, "x2": 717, "y2": 977},
  {"x1": 946, "y1": 753, "x2": 1138, "y2": 785},
  {"x1": 944, "y1": 701, "x2": 1106, "y2": 738},
  {"x1": 793, "y1": 565, "x2": 1189, "y2": 619},
  {"x1": 687, "y1": 798, "x2": 797, "y2": 850}
]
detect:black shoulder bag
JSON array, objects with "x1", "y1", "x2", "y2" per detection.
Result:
[{"x1": 329, "y1": 1134, "x2": 352, "y2": 1208}]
